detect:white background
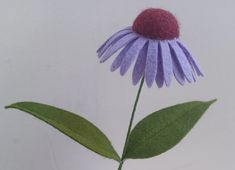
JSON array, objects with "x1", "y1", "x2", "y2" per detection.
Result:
[{"x1": 0, "y1": 0, "x2": 234, "y2": 170}]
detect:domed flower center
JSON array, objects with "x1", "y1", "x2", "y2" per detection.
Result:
[{"x1": 132, "y1": 8, "x2": 180, "y2": 40}]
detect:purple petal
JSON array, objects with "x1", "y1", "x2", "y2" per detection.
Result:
[
  {"x1": 97, "y1": 26, "x2": 131, "y2": 52},
  {"x1": 110, "y1": 39, "x2": 136, "y2": 72},
  {"x1": 168, "y1": 41, "x2": 194, "y2": 83},
  {"x1": 160, "y1": 41, "x2": 173, "y2": 87},
  {"x1": 155, "y1": 43, "x2": 164, "y2": 88},
  {"x1": 177, "y1": 41, "x2": 204, "y2": 77},
  {"x1": 190, "y1": 62, "x2": 197, "y2": 82},
  {"x1": 97, "y1": 30, "x2": 132, "y2": 58},
  {"x1": 97, "y1": 27, "x2": 132, "y2": 58},
  {"x1": 192, "y1": 72, "x2": 196, "y2": 82},
  {"x1": 145, "y1": 40, "x2": 158, "y2": 88},
  {"x1": 171, "y1": 48, "x2": 185, "y2": 85},
  {"x1": 120, "y1": 37, "x2": 147, "y2": 76},
  {"x1": 132, "y1": 43, "x2": 148, "y2": 85},
  {"x1": 100, "y1": 33, "x2": 138, "y2": 63}
]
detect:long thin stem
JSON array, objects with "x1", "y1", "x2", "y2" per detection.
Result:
[
  {"x1": 118, "y1": 77, "x2": 145, "y2": 170},
  {"x1": 118, "y1": 161, "x2": 124, "y2": 170}
]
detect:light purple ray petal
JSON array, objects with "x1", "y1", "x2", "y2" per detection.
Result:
[
  {"x1": 168, "y1": 40, "x2": 194, "y2": 83},
  {"x1": 100, "y1": 33, "x2": 138, "y2": 63},
  {"x1": 190, "y1": 62, "x2": 197, "y2": 82},
  {"x1": 192, "y1": 72, "x2": 196, "y2": 82},
  {"x1": 132, "y1": 43, "x2": 148, "y2": 85},
  {"x1": 98, "y1": 33, "x2": 132, "y2": 59},
  {"x1": 97, "y1": 26, "x2": 131, "y2": 52},
  {"x1": 110, "y1": 39, "x2": 136, "y2": 72},
  {"x1": 120, "y1": 37, "x2": 147, "y2": 76},
  {"x1": 160, "y1": 41, "x2": 173, "y2": 87},
  {"x1": 171, "y1": 47, "x2": 185, "y2": 85},
  {"x1": 145, "y1": 40, "x2": 158, "y2": 88},
  {"x1": 155, "y1": 43, "x2": 164, "y2": 88},
  {"x1": 97, "y1": 27, "x2": 132, "y2": 57},
  {"x1": 97, "y1": 26, "x2": 132, "y2": 52},
  {"x1": 177, "y1": 40, "x2": 204, "y2": 76}
]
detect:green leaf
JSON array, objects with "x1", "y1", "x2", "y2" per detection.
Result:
[
  {"x1": 5, "y1": 102, "x2": 120, "y2": 162},
  {"x1": 125, "y1": 99, "x2": 216, "y2": 159}
]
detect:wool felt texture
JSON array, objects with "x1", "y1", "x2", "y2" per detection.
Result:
[
  {"x1": 177, "y1": 41, "x2": 204, "y2": 77},
  {"x1": 97, "y1": 27, "x2": 132, "y2": 58},
  {"x1": 132, "y1": 8, "x2": 179, "y2": 40},
  {"x1": 97, "y1": 9, "x2": 203, "y2": 88},
  {"x1": 171, "y1": 49, "x2": 185, "y2": 85},
  {"x1": 120, "y1": 37, "x2": 147, "y2": 76},
  {"x1": 155, "y1": 46, "x2": 164, "y2": 88},
  {"x1": 111, "y1": 40, "x2": 134, "y2": 72},
  {"x1": 161, "y1": 41, "x2": 173, "y2": 87},
  {"x1": 100, "y1": 33, "x2": 137, "y2": 63},
  {"x1": 132, "y1": 43, "x2": 148, "y2": 85},
  {"x1": 169, "y1": 41, "x2": 194, "y2": 83},
  {"x1": 145, "y1": 40, "x2": 158, "y2": 87}
]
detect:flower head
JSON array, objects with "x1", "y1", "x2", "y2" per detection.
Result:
[{"x1": 97, "y1": 8, "x2": 203, "y2": 88}]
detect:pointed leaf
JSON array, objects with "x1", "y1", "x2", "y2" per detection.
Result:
[
  {"x1": 125, "y1": 100, "x2": 216, "y2": 159},
  {"x1": 6, "y1": 102, "x2": 120, "y2": 162}
]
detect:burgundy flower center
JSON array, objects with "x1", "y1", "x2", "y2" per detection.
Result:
[{"x1": 132, "y1": 8, "x2": 180, "y2": 40}]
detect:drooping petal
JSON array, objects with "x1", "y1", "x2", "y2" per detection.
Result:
[
  {"x1": 145, "y1": 40, "x2": 158, "y2": 87},
  {"x1": 192, "y1": 72, "x2": 196, "y2": 82},
  {"x1": 100, "y1": 33, "x2": 138, "y2": 63},
  {"x1": 171, "y1": 47, "x2": 185, "y2": 85},
  {"x1": 97, "y1": 26, "x2": 131, "y2": 51},
  {"x1": 97, "y1": 27, "x2": 132, "y2": 57},
  {"x1": 132, "y1": 42, "x2": 148, "y2": 85},
  {"x1": 160, "y1": 41, "x2": 173, "y2": 87},
  {"x1": 110, "y1": 39, "x2": 136, "y2": 72},
  {"x1": 177, "y1": 41, "x2": 204, "y2": 77},
  {"x1": 169, "y1": 40, "x2": 194, "y2": 83},
  {"x1": 120, "y1": 37, "x2": 147, "y2": 76},
  {"x1": 98, "y1": 28, "x2": 132, "y2": 58},
  {"x1": 155, "y1": 43, "x2": 164, "y2": 88},
  {"x1": 190, "y1": 61, "x2": 197, "y2": 82}
]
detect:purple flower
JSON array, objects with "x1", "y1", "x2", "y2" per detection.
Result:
[{"x1": 97, "y1": 8, "x2": 203, "y2": 88}]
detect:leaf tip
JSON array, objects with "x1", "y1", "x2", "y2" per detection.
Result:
[
  {"x1": 5, "y1": 102, "x2": 26, "y2": 110},
  {"x1": 208, "y1": 99, "x2": 217, "y2": 105},
  {"x1": 5, "y1": 103, "x2": 18, "y2": 109},
  {"x1": 5, "y1": 105, "x2": 11, "y2": 109}
]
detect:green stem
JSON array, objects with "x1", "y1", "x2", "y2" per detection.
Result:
[
  {"x1": 118, "y1": 77, "x2": 145, "y2": 170},
  {"x1": 118, "y1": 161, "x2": 124, "y2": 170}
]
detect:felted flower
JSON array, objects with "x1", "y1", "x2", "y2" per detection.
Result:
[{"x1": 97, "y1": 8, "x2": 204, "y2": 88}]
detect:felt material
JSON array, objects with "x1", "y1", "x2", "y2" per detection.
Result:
[
  {"x1": 132, "y1": 8, "x2": 179, "y2": 40},
  {"x1": 145, "y1": 40, "x2": 158, "y2": 87},
  {"x1": 97, "y1": 27, "x2": 203, "y2": 87},
  {"x1": 97, "y1": 26, "x2": 131, "y2": 53},
  {"x1": 6, "y1": 102, "x2": 121, "y2": 162},
  {"x1": 100, "y1": 33, "x2": 137, "y2": 63},
  {"x1": 160, "y1": 41, "x2": 173, "y2": 87},
  {"x1": 155, "y1": 44, "x2": 164, "y2": 88},
  {"x1": 98, "y1": 28, "x2": 133, "y2": 58},
  {"x1": 171, "y1": 49, "x2": 185, "y2": 85},
  {"x1": 97, "y1": 27, "x2": 132, "y2": 58},
  {"x1": 132, "y1": 43, "x2": 148, "y2": 85},
  {"x1": 110, "y1": 39, "x2": 136, "y2": 72},
  {"x1": 120, "y1": 37, "x2": 147, "y2": 76},
  {"x1": 192, "y1": 72, "x2": 196, "y2": 82},
  {"x1": 177, "y1": 41, "x2": 204, "y2": 77},
  {"x1": 125, "y1": 100, "x2": 216, "y2": 159},
  {"x1": 169, "y1": 41, "x2": 193, "y2": 83}
]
